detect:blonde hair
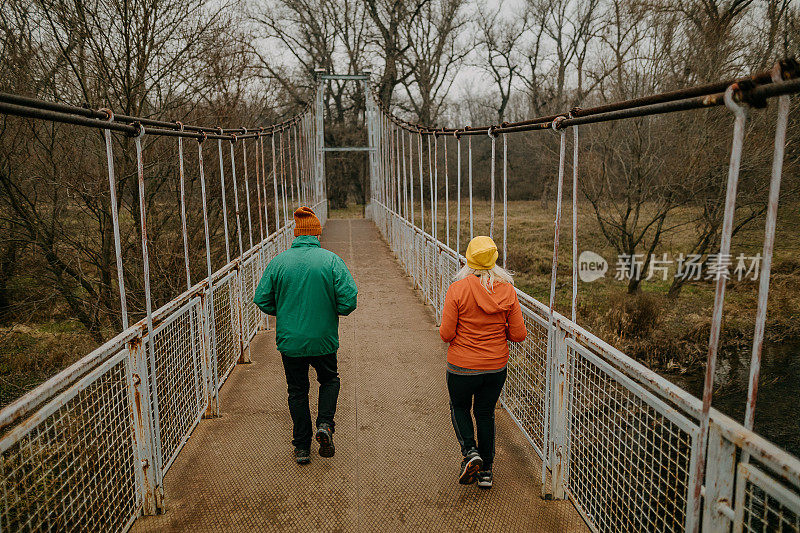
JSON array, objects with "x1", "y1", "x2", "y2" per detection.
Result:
[{"x1": 455, "y1": 264, "x2": 514, "y2": 292}]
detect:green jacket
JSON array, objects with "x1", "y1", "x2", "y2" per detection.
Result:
[{"x1": 253, "y1": 235, "x2": 358, "y2": 357}]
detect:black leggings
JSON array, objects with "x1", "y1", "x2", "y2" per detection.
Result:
[{"x1": 446, "y1": 369, "x2": 507, "y2": 468}]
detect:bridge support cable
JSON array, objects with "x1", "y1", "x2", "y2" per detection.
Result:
[
  {"x1": 101, "y1": 113, "x2": 129, "y2": 331},
  {"x1": 456, "y1": 135, "x2": 461, "y2": 257},
  {"x1": 399, "y1": 128, "x2": 404, "y2": 219},
  {"x1": 419, "y1": 132, "x2": 425, "y2": 233},
  {"x1": 293, "y1": 124, "x2": 300, "y2": 209},
  {"x1": 408, "y1": 131, "x2": 414, "y2": 226},
  {"x1": 403, "y1": 128, "x2": 409, "y2": 221},
  {"x1": 229, "y1": 139, "x2": 245, "y2": 258},
  {"x1": 272, "y1": 134, "x2": 280, "y2": 228},
  {"x1": 255, "y1": 135, "x2": 265, "y2": 242},
  {"x1": 690, "y1": 86, "x2": 748, "y2": 532},
  {"x1": 133, "y1": 126, "x2": 166, "y2": 492},
  {"x1": 502, "y1": 133, "x2": 507, "y2": 268},
  {"x1": 280, "y1": 129, "x2": 288, "y2": 224},
  {"x1": 468, "y1": 136, "x2": 473, "y2": 239},
  {"x1": 743, "y1": 75, "x2": 791, "y2": 444},
  {"x1": 433, "y1": 134, "x2": 438, "y2": 241},
  {"x1": 242, "y1": 137, "x2": 254, "y2": 251},
  {"x1": 177, "y1": 125, "x2": 192, "y2": 290},
  {"x1": 489, "y1": 129, "x2": 496, "y2": 239},
  {"x1": 442, "y1": 134, "x2": 450, "y2": 247},
  {"x1": 217, "y1": 139, "x2": 232, "y2": 264},
  {"x1": 571, "y1": 126, "x2": 578, "y2": 324},
  {"x1": 197, "y1": 137, "x2": 220, "y2": 419},
  {"x1": 288, "y1": 128, "x2": 294, "y2": 208},
  {"x1": 541, "y1": 121, "x2": 568, "y2": 498}
]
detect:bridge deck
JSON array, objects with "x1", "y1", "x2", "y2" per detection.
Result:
[{"x1": 131, "y1": 219, "x2": 586, "y2": 532}]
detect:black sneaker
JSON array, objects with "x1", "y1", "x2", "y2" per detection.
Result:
[
  {"x1": 458, "y1": 450, "x2": 483, "y2": 485},
  {"x1": 315, "y1": 424, "x2": 335, "y2": 458},
  {"x1": 294, "y1": 448, "x2": 311, "y2": 464},
  {"x1": 477, "y1": 469, "x2": 493, "y2": 489}
]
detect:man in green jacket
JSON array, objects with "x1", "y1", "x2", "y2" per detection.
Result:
[{"x1": 253, "y1": 206, "x2": 358, "y2": 464}]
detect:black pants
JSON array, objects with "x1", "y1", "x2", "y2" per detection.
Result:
[
  {"x1": 281, "y1": 353, "x2": 340, "y2": 449},
  {"x1": 446, "y1": 369, "x2": 507, "y2": 468}
]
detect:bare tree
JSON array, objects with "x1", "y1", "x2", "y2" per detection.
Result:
[
  {"x1": 400, "y1": 0, "x2": 468, "y2": 125},
  {"x1": 475, "y1": 1, "x2": 528, "y2": 122},
  {"x1": 364, "y1": 0, "x2": 429, "y2": 107}
]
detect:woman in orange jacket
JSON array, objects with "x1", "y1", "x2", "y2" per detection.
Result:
[{"x1": 439, "y1": 236, "x2": 527, "y2": 489}]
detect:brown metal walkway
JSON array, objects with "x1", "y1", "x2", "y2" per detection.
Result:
[{"x1": 132, "y1": 219, "x2": 586, "y2": 532}]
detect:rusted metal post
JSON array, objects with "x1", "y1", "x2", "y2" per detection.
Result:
[
  {"x1": 134, "y1": 127, "x2": 164, "y2": 485},
  {"x1": 702, "y1": 422, "x2": 736, "y2": 531},
  {"x1": 542, "y1": 122, "x2": 567, "y2": 498},
  {"x1": 258, "y1": 133, "x2": 270, "y2": 332},
  {"x1": 229, "y1": 139, "x2": 249, "y2": 364},
  {"x1": 197, "y1": 138, "x2": 219, "y2": 417},
  {"x1": 551, "y1": 326, "x2": 569, "y2": 499},
  {"x1": 690, "y1": 86, "x2": 748, "y2": 532},
  {"x1": 126, "y1": 336, "x2": 163, "y2": 514}
]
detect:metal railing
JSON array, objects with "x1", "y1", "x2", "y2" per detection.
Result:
[
  {"x1": 371, "y1": 201, "x2": 800, "y2": 533},
  {"x1": 0, "y1": 84, "x2": 327, "y2": 531},
  {"x1": 0, "y1": 213, "x2": 330, "y2": 532},
  {"x1": 367, "y1": 60, "x2": 800, "y2": 532}
]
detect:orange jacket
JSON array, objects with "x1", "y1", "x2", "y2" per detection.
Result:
[{"x1": 439, "y1": 275, "x2": 527, "y2": 371}]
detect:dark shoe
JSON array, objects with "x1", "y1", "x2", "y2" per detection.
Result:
[
  {"x1": 477, "y1": 469, "x2": 493, "y2": 489},
  {"x1": 458, "y1": 450, "x2": 483, "y2": 485},
  {"x1": 315, "y1": 424, "x2": 335, "y2": 458},
  {"x1": 294, "y1": 448, "x2": 311, "y2": 464}
]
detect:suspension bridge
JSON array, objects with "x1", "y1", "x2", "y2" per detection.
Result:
[{"x1": 1, "y1": 64, "x2": 800, "y2": 532}]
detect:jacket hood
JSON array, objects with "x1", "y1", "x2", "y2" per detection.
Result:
[{"x1": 465, "y1": 275, "x2": 516, "y2": 314}]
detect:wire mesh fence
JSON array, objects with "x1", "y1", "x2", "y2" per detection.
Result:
[
  {"x1": 0, "y1": 350, "x2": 138, "y2": 532},
  {"x1": 0, "y1": 209, "x2": 314, "y2": 532}
]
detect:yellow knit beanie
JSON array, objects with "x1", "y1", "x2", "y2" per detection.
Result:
[{"x1": 465, "y1": 236, "x2": 498, "y2": 270}]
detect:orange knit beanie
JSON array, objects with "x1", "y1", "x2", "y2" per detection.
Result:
[{"x1": 293, "y1": 206, "x2": 321, "y2": 236}]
